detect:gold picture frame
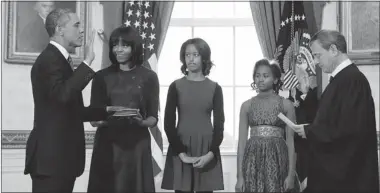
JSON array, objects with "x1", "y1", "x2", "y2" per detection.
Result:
[
  {"x1": 3, "y1": 1, "x2": 91, "y2": 65},
  {"x1": 339, "y1": 2, "x2": 379, "y2": 65}
]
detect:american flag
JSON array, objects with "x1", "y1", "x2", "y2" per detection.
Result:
[
  {"x1": 275, "y1": 1, "x2": 309, "y2": 90},
  {"x1": 123, "y1": 0, "x2": 163, "y2": 179},
  {"x1": 283, "y1": 68, "x2": 300, "y2": 89}
]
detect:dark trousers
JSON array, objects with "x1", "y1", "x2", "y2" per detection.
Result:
[{"x1": 31, "y1": 174, "x2": 76, "y2": 192}]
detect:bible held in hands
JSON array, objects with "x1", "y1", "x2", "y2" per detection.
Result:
[{"x1": 108, "y1": 106, "x2": 139, "y2": 117}]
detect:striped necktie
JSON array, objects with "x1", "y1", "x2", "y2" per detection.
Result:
[{"x1": 67, "y1": 56, "x2": 74, "y2": 69}]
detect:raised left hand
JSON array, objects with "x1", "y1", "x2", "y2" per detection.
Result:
[{"x1": 193, "y1": 152, "x2": 214, "y2": 168}]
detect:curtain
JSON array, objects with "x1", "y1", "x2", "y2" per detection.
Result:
[
  {"x1": 250, "y1": 1, "x2": 285, "y2": 59},
  {"x1": 100, "y1": 1, "x2": 124, "y2": 68}
]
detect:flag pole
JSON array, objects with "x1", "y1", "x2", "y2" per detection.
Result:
[{"x1": 290, "y1": 1, "x2": 297, "y2": 97}]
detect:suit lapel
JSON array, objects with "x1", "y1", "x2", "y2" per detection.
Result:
[
  {"x1": 47, "y1": 44, "x2": 73, "y2": 73},
  {"x1": 46, "y1": 44, "x2": 81, "y2": 106}
]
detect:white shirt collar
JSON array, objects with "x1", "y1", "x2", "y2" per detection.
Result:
[
  {"x1": 330, "y1": 59, "x2": 352, "y2": 78},
  {"x1": 49, "y1": 40, "x2": 69, "y2": 60},
  {"x1": 38, "y1": 14, "x2": 46, "y2": 24}
]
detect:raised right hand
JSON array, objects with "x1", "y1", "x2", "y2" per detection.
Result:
[
  {"x1": 84, "y1": 29, "x2": 96, "y2": 65},
  {"x1": 235, "y1": 177, "x2": 244, "y2": 192}
]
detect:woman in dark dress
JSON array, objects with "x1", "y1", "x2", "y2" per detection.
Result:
[{"x1": 87, "y1": 26, "x2": 159, "y2": 193}]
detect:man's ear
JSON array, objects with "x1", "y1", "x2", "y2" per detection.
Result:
[
  {"x1": 329, "y1": 44, "x2": 339, "y2": 56},
  {"x1": 56, "y1": 25, "x2": 63, "y2": 36}
]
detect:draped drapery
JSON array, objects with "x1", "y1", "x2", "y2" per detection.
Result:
[
  {"x1": 100, "y1": 1, "x2": 124, "y2": 68},
  {"x1": 151, "y1": 2, "x2": 174, "y2": 64},
  {"x1": 250, "y1": 1, "x2": 285, "y2": 59},
  {"x1": 250, "y1": 1, "x2": 326, "y2": 59}
]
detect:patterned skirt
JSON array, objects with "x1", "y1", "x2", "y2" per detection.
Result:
[{"x1": 242, "y1": 135, "x2": 300, "y2": 192}]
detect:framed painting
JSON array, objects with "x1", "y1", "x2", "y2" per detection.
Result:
[
  {"x1": 3, "y1": 1, "x2": 90, "y2": 65},
  {"x1": 339, "y1": 2, "x2": 379, "y2": 65}
]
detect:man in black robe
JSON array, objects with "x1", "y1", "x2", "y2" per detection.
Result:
[{"x1": 292, "y1": 29, "x2": 379, "y2": 193}]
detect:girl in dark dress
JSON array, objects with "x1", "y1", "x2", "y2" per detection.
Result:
[
  {"x1": 87, "y1": 26, "x2": 159, "y2": 193},
  {"x1": 161, "y1": 38, "x2": 225, "y2": 193}
]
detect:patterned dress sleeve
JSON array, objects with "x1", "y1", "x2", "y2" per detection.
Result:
[
  {"x1": 210, "y1": 83, "x2": 225, "y2": 156},
  {"x1": 164, "y1": 81, "x2": 186, "y2": 155},
  {"x1": 145, "y1": 71, "x2": 159, "y2": 124}
]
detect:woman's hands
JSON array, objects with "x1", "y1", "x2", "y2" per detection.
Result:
[
  {"x1": 193, "y1": 152, "x2": 214, "y2": 168},
  {"x1": 179, "y1": 153, "x2": 198, "y2": 164},
  {"x1": 178, "y1": 152, "x2": 215, "y2": 169},
  {"x1": 132, "y1": 111, "x2": 144, "y2": 126}
]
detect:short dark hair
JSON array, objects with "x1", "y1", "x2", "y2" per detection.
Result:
[
  {"x1": 310, "y1": 29, "x2": 347, "y2": 53},
  {"x1": 180, "y1": 38, "x2": 214, "y2": 76},
  {"x1": 45, "y1": 8, "x2": 73, "y2": 37},
  {"x1": 108, "y1": 26, "x2": 143, "y2": 68},
  {"x1": 251, "y1": 58, "x2": 283, "y2": 94}
]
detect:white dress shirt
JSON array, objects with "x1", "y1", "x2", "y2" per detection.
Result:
[
  {"x1": 330, "y1": 59, "x2": 352, "y2": 78},
  {"x1": 50, "y1": 40, "x2": 69, "y2": 60},
  {"x1": 49, "y1": 40, "x2": 91, "y2": 69}
]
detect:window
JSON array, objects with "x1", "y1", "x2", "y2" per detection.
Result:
[{"x1": 157, "y1": 2, "x2": 264, "y2": 153}]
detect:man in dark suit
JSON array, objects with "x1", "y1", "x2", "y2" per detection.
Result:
[
  {"x1": 25, "y1": 8, "x2": 118, "y2": 192},
  {"x1": 292, "y1": 30, "x2": 379, "y2": 192},
  {"x1": 17, "y1": 1, "x2": 55, "y2": 53}
]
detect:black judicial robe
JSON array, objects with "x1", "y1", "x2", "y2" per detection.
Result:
[
  {"x1": 304, "y1": 64, "x2": 379, "y2": 193},
  {"x1": 289, "y1": 87, "x2": 318, "y2": 187}
]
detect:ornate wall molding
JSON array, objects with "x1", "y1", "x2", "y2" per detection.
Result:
[
  {"x1": 2, "y1": 130, "x2": 380, "y2": 149},
  {"x1": 2, "y1": 130, "x2": 96, "y2": 149}
]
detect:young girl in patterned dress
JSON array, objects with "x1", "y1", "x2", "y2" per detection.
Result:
[{"x1": 236, "y1": 59, "x2": 300, "y2": 192}]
